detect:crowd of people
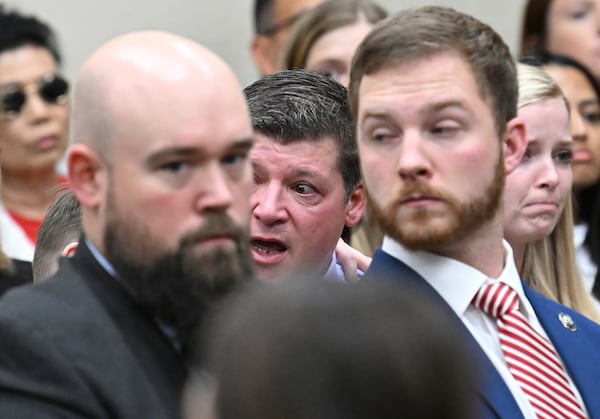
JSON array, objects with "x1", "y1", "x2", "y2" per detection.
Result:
[{"x1": 2, "y1": 0, "x2": 600, "y2": 418}]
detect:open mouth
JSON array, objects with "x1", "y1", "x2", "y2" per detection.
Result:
[{"x1": 251, "y1": 239, "x2": 287, "y2": 255}]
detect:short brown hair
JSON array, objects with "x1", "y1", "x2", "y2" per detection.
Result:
[
  {"x1": 520, "y1": 0, "x2": 552, "y2": 55},
  {"x1": 349, "y1": 6, "x2": 518, "y2": 137}
]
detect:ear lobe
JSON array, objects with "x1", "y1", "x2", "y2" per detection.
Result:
[
  {"x1": 503, "y1": 117, "x2": 527, "y2": 175},
  {"x1": 344, "y1": 182, "x2": 366, "y2": 228},
  {"x1": 250, "y1": 35, "x2": 276, "y2": 75},
  {"x1": 67, "y1": 144, "x2": 105, "y2": 209}
]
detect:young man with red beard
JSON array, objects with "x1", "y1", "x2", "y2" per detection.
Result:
[{"x1": 350, "y1": 6, "x2": 600, "y2": 419}]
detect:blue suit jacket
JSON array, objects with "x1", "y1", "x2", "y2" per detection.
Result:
[{"x1": 367, "y1": 249, "x2": 600, "y2": 419}]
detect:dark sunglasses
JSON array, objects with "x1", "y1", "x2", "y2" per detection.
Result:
[{"x1": 0, "y1": 74, "x2": 69, "y2": 118}]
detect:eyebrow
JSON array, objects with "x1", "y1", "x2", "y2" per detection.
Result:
[
  {"x1": 361, "y1": 100, "x2": 470, "y2": 126},
  {"x1": 557, "y1": 139, "x2": 574, "y2": 147},
  {"x1": 429, "y1": 100, "x2": 469, "y2": 113},
  {"x1": 252, "y1": 159, "x2": 331, "y2": 183},
  {"x1": 579, "y1": 98, "x2": 600, "y2": 107},
  {"x1": 290, "y1": 168, "x2": 328, "y2": 181},
  {"x1": 146, "y1": 137, "x2": 254, "y2": 165}
]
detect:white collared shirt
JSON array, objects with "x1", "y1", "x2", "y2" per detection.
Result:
[
  {"x1": 381, "y1": 236, "x2": 587, "y2": 418},
  {"x1": 574, "y1": 223, "x2": 600, "y2": 311}
]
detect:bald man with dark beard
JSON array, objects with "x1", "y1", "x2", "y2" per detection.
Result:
[{"x1": 0, "y1": 31, "x2": 255, "y2": 418}]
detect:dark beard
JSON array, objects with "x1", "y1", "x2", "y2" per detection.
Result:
[
  {"x1": 104, "y1": 211, "x2": 255, "y2": 352},
  {"x1": 370, "y1": 153, "x2": 504, "y2": 251}
]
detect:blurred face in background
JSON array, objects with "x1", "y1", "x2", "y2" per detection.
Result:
[
  {"x1": 544, "y1": 64, "x2": 600, "y2": 189},
  {"x1": 305, "y1": 19, "x2": 374, "y2": 87},
  {"x1": 0, "y1": 44, "x2": 69, "y2": 174},
  {"x1": 545, "y1": 0, "x2": 600, "y2": 80},
  {"x1": 252, "y1": 0, "x2": 326, "y2": 75}
]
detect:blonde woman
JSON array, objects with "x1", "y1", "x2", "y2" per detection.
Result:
[{"x1": 504, "y1": 63, "x2": 600, "y2": 321}]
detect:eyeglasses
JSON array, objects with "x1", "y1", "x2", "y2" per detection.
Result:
[
  {"x1": 258, "y1": 9, "x2": 308, "y2": 36},
  {"x1": 0, "y1": 74, "x2": 69, "y2": 119}
]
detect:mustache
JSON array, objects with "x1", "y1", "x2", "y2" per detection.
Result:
[
  {"x1": 390, "y1": 182, "x2": 446, "y2": 204},
  {"x1": 181, "y1": 213, "x2": 248, "y2": 245}
]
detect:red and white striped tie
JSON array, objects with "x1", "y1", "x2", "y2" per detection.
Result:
[{"x1": 472, "y1": 282, "x2": 586, "y2": 418}]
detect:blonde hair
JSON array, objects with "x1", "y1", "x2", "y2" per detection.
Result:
[{"x1": 517, "y1": 63, "x2": 600, "y2": 322}]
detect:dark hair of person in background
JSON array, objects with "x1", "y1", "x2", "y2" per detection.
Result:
[
  {"x1": 32, "y1": 188, "x2": 81, "y2": 282},
  {"x1": 280, "y1": 0, "x2": 387, "y2": 71},
  {"x1": 187, "y1": 278, "x2": 476, "y2": 419},
  {"x1": 0, "y1": 4, "x2": 61, "y2": 62},
  {"x1": 521, "y1": 52, "x2": 600, "y2": 300},
  {"x1": 520, "y1": 0, "x2": 552, "y2": 55},
  {"x1": 0, "y1": 4, "x2": 70, "y2": 263},
  {"x1": 253, "y1": 0, "x2": 274, "y2": 35},
  {"x1": 245, "y1": 68, "x2": 360, "y2": 202}
]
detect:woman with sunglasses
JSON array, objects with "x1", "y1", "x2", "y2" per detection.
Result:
[{"x1": 0, "y1": 6, "x2": 70, "y2": 262}]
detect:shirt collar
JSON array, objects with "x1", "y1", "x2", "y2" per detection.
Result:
[
  {"x1": 381, "y1": 236, "x2": 526, "y2": 317},
  {"x1": 85, "y1": 237, "x2": 116, "y2": 277}
]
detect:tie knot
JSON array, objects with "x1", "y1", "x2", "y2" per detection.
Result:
[{"x1": 472, "y1": 282, "x2": 519, "y2": 319}]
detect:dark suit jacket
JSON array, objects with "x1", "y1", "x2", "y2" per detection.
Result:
[
  {"x1": 368, "y1": 249, "x2": 600, "y2": 419},
  {"x1": 0, "y1": 238, "x2": 187, "y2": 418}
]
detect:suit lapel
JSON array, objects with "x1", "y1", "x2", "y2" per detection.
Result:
[
  {"x1": 524, "y1": 283, "x2": 600, "y2": 415},
  {"x1": 367, "y1": 250, "x2": 523, "y2": 419},
  {"x1": 66, "y1": 238, "x2": 187, "y2": 413}
]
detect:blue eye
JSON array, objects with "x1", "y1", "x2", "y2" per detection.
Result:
[
  {"x1": 222, "y1": 152, "x2": 247, "y2": 166},
  {"x1": 161, "y1": 161, "x2": 188, "y2": 172},
  {"x1": 555, "y1": 149, "x2": 573, "y2": 165}
]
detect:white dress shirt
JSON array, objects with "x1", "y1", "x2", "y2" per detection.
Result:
[
  {"x1": 381, "y1": 236, "x2": 587, "y2": 418},
  {"x1": 0, "y1": 203, "x2": 35, "y2": 262},
  {"x1": 574, "y1": 223, "x2": 600, "y2": 312}
]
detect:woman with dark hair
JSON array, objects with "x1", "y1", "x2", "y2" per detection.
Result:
[
  {"x1": 521, "y1": 0, "x2": 600, "y2": 80},
  {"x1": 0, "y1": 5, "x2": 70, "y2": 262},
  {"x1": 522, "y1": 52, "x2": 600, "y2": 307}
]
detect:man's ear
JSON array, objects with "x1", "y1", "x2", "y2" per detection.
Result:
[
  {"x1": 344, "y1": 182, "x2": 366, "y2": 228},
  {"x1": 67, "y1": 144, "x2": 106, "y2": 209},
  {"x1": 503, "y1": 117, "x2": 527, "y2": 175},
  {"x1": 62, "y1": 241, "x2": 79, "y2": 257},
  {"x1": 250, "y1": 35, "x2": 276, "y2": 75}
]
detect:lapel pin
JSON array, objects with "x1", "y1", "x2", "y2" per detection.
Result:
[{"x1": 558, "y1": 313, "x2": 577, "y2": 332}]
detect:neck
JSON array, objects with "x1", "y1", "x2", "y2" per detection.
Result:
[
  {"x1": 508, "y1": 240, "x2": 526, "y2": 276},
  {"x1": 431, "y1": 218, "x2": 506, "y2": 278},
  {"x1": 1, "y1": 166, "x2": 61, "y2": 219}
]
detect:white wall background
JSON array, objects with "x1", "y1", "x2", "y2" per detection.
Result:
[{"x1": 7, "y1": 0, "x2": 527, "y2": 88}]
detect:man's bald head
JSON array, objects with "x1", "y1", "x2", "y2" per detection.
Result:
[
  {"x1": 71, "y1": 31, "x2": 247, "y2": 160},
  {"x1": 67, "y1": 30, "x2": 253, "y2": 253},
  {"x1": 66, "y1": 31, "x2": 255, "y2": 347}
]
